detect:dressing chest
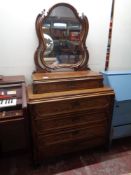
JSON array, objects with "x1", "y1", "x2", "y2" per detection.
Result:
[{"x1": 27, "y1": 3, "x2": 114, "y2": 164}]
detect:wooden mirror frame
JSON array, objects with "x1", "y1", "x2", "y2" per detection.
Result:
[{"x1": 34, "y1": 3, "x2": 89, "y2": 72}]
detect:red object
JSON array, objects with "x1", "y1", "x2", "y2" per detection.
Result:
[
  {"x1": 70, "y1": 32, "x2": 80, "y2": 41},
  {"x1": 0, "y1": 95, "x2": 12, "y2": 99}
]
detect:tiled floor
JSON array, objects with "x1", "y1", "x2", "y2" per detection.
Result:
[{"x1": 0, "y1": 138, "x2": 131, "y2": 175}]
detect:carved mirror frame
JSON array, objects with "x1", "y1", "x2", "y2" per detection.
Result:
[{"x1": 34, "y1": 3, "x2": 89, "y2": 72}]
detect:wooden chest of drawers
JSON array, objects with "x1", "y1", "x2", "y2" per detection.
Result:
[
  {"x1": 30, "y1": 2, "x2": 115, "y2": 165},
  {"x1": 27, "y1": 85, "x2": 114, "y2": 164}
]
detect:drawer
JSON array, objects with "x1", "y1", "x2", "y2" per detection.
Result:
[
  {"x1": 34, "y1": 110, "x2": 108, "y2": 133},
  {"x1": 37, "y1": 122, "x2": 107, "y2": 146},
  {"x1": 38, "y1": 137, "x2": 105, "y2": 158},
  {"x1": 112, "y1": 124, "x2": 131, "y2": 139},
  {"x1": 33, "y1": 78, "x2": 103, "y2": 94},
  {"x1": 31, "y1": 96, "x2": 109, "y2": 118},
  {"x1": 113, "y1": 101, "x2": 131, "y2": 125}
]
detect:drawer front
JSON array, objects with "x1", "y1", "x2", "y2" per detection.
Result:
[
  {"x1": 37, "y1": 121, "x2": 108, "y2": 146},
  {"x1": 34, "y1": 110, "x2": 109, "y2": 133},
  {"x1": 38, "y1": 137, "x2": 105, "y2": 158},
  {"x1": 33, "y1": 78, "x2": 103, "y2": 94},
  {"x1": 113, "y1": 101, "x2": 131, "y2": 125},
  {"x1": 112, "y1": 124, "x2": 131, "y2": 139},
  {"x1": 31, "y1": 96, "x2": 110, "y2": 118}
]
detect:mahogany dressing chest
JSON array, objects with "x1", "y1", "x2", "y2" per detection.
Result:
[{"x1": 27, "y1": 3, "x2": 114, "y2": 164}]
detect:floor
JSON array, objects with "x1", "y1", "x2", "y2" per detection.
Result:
[{"x1": 0, "y1": 138, "x2": 131, "y2": 175}]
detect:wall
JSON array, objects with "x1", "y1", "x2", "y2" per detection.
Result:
[
  {"x1": 109, "y1": 0, "x2": 131, "y2": 71},
  {"x1": 0, "y1": 0, "x2": 112, "y2": 83}
]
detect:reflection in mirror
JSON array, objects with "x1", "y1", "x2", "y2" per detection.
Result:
[
  {"x1": 42, "y1": 5, "x2": 83, "y2": 67},
  {"x1": 44, "y1": 34, "x2": 54, "y2": 56}
]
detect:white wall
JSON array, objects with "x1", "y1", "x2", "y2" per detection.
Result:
[
  {"x1": 0, "y1": 0, "x2": 112, "y2": 83},
  {"x1": 109, "y1": 0, "x2": 131, "y2": 70}
]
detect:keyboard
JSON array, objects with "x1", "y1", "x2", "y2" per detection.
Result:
[{"x1": 0, "y1": 99, "x2": 17, "y2": 108}]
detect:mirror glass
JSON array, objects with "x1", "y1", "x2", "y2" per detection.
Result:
[{"x1": 42, "y1": 5, "x2": 82, "y2": 67}]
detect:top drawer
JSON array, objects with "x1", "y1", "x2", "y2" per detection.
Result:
[
  {"x1": 32, "y1": 71, "x2": 103, "y2": 94},
  {"x1": 29, "y1": 95, "x2": 110, "y2": 118},
  {"x1": 33, "y1": 78, "x2": 103, "y2": 94}
]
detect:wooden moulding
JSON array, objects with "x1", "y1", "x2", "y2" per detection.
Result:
[{"x1": 27, "y1": 85, "x2": 114, "y2": 103}]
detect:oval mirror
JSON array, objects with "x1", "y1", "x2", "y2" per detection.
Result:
[{"x1": 34, "y1": 3, "x2": 89, "y2": 72}]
